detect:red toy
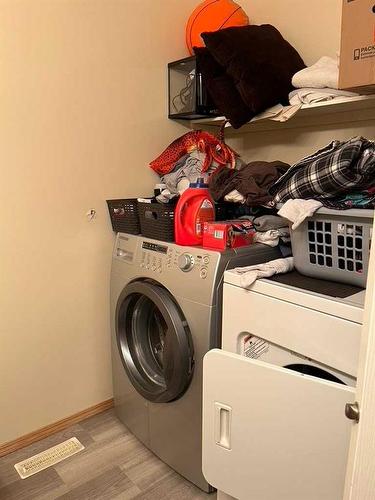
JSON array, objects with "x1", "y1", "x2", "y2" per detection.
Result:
[{"x1": 149, "y1": 130, "x2": 237, "y2": 176}]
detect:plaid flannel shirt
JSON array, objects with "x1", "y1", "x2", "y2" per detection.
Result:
[{"x1": 270, "y1": 137, "x2": 375, "y2": 205}]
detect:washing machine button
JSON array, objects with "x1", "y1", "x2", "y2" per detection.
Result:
[
  {"x1": 203, "y1": 255, "x2": 210, "y2": 265},
  {"x1": 200, "y1": 268, "x2": 208, "y2": 279}
]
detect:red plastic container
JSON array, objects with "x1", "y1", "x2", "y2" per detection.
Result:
[
  {"x1": 203, "y1": 220, "x2": 256, "y2": 250},
  {"x1": 175, "y1": 178, "x2": 215, "y2": 246}
]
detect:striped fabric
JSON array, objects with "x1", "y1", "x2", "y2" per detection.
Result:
[{"x1": 271, "y1": 137, "x2": 375, "y2": 206}]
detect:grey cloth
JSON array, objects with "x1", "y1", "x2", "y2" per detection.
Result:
[
  {"x1": 240, "y1": 214, "x2": 289, "y2": 232},
  {"x1": 279, "y1": 242, "x2": 292, "y2": 257},
  {"x1": 233, "y1": 257, "x2": 294, "y2": 288},
  {"x1": 252, "y1": 214, "x2": 289, "y2": 232},
  {"x1": 161, "y1": 151, "x2": 207, "y2": 195},
  {"x1": 239, "y1": 214, "x2": 291, "y2": 255},
  {"x1": 155, "y1": 151, "x2": 204, "y2": 203},
  {"x1": 156, "y1": 189, "x2": 179, "y2": 203},
  {"x1": 253, "y1": 227, "x2": 290, "y2": 247}
]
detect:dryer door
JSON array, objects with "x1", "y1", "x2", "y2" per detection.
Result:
[
  {"x1": 116, "y1": 280, "x2": 194, "y2": 403},
  {"x1": 203, "y1": 349, "x2": 355, "y2": 500}
]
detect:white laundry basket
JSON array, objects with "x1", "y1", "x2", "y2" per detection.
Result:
[{"x1": 290, "y1": 208, "x2": 374, "y2": 287}]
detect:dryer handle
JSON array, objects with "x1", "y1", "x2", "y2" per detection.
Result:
[{"x1": 214, "y1": 402, "x2": 232, "y2": 450}]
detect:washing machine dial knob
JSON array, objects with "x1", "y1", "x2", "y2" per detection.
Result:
[{"x1": 178, "y1": 254, "x2": 194, "y2": 271}]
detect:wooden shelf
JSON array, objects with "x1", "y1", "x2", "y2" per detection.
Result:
[{"x1": 190, "y1": 95, "x2": 375, "y2": 133}]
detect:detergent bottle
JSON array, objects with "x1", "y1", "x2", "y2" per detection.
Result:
[{"x1": 175, "y1": 178, "x2": 215, "y2": 246}]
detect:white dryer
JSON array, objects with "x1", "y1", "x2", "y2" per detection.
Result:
[{"x1": 202, "y1": 271, "x2": 365, "y2": 500}]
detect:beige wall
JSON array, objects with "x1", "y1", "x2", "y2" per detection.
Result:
[
  {"x1": 0, "y1": 0, "x2": 195, "y2": 445},
  {"x1": 229, "y1": 120, "x2": 375, "y2": 167}
]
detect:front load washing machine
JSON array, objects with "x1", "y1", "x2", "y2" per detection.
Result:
[{"x1": 110, "y1": 233, "x2": 279, "y2": 492}]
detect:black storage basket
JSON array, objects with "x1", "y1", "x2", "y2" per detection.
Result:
[
  {"x1": 106, "y1": 199, "x2": 140, "y2": 234},
  {"x1": 138, "y1": 201, "x2": 176, "y2": 242}
]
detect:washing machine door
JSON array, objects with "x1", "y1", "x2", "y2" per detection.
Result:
[{"x1": 116, "y1": 280, "x2": 194, "y2": 403}]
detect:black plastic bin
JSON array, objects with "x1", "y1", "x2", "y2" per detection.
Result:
[
  {"x1": 106, "y1": 199, "x2": 140, "y2": 234},
  {"x1": 138, "y1": 201, "x2": 176, "y2": 242}
]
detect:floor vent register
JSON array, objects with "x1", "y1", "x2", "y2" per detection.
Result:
[{"x1": 14, "y1": 437, "x2": 84, "y2": 479}]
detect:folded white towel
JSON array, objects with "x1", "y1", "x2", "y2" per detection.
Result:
[
  {"x1": 278, "y1": 199, "x2": 323, "y2": 230},
  {"x1": 289, "y1": 87, "x2": 358, "y2": 106},
  {"x1": 251, "y1": 103, "x2": 302, "y2": 122},
  {"x1": 292, "y1": 56, "x2": 339, "y2": 90},
  {"x1": 233, "y1": 257, "x2": 294, "y2": 288}
]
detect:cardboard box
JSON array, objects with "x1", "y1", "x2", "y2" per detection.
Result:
[
  {"x1": 203, "y1": 220, "x2": 255, "y2": 251},
  {"x1": 339, "y1": 0, "x2": 375, "y2": 92}
]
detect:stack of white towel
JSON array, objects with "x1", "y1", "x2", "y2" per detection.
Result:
[
  {"x1": 252, "y1": 56, "x2": 360, "y2": 123},
  {"x1": 290, "y1": 55, "x2": 358, "y2": 105}
]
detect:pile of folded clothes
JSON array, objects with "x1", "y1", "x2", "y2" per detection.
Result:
[
  {"x1": 243, "y1": 213, "x2": 291, "y2": 256},
  {"x1": 289, "y1": 55, "x2": 359, "y2": 106},
  {"x1": 208, "y1": 136, "x2": 375, "y2": 212},
  {"x1": 206, "y1": 136, "x2": 374, "y2": 253},
  {"x1": 261, "y1": 56, "x2": 362, "y2": 123},
  {"x1": 270, "y1": 136, "x2": 375, "y2": 210}
]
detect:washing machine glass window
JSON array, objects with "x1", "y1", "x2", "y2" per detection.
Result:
[
  {"x1": 131, "y1": 295, "x2": 167, "y2": 384},
  {"x1": 116, "y1": 280, "x2": 194, "y2": 403}
]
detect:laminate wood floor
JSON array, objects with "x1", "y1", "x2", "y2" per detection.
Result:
[{"x1": 0, "y1": 410, "x2": 214, "y2": 500}]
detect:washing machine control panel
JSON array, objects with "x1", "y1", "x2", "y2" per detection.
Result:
[
  {"x1": 140, "y1": 241, "x2": 167, "y2": 273},
  {"x1": 141, "y1": 242, "x2": 168, "y2": 254},
  {"x1": 139, "y1": 240, "x2": 213, "y2": 279},
  {"x1": 169, "y1": 248, "x2": 211, "y2": 278}
]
